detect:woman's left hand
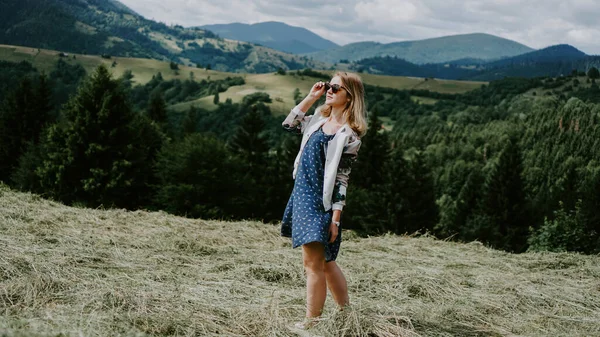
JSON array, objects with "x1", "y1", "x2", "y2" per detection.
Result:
[{"x1": 328, "y1": 222, "x2": 339, "y2": 243}]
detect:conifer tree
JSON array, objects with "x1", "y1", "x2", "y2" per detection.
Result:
[
  {"x1": 344, "y1": 106, "x2": 390, "y2": 233},
  {"x1": 147, "y1": 90, "x2": 167, "y2": 125},
  {"x1": 228, "y1": 102, "x2": 271, "y2": 218},
  {"x1": 181, "y1": 105, "x2": 199, "y2": 136},
  {"x1": 154, "y1": 133, "x2": 242, "y2": 219},
  {"x1": 353, "y1": 106, "x2": 389, "y2": 188},
  {"x1": 587, "y1": 67, "x2": 599, "y2": 79},
  {"x1": 404, "y1": 149, "x2": 438, "y2": 233},
  {"x1": 478, "y1": 137, "x2": 529, "y2": 251},
  {"x1": 383, "y1": 145, "x2": 412, "y2": 234},
  {"x1": 0, "y1": 75, "x2": 51, "y2": 182},
  {"x1": 229, "y1": 103, "x2": 270, "y2": 168},
  {"x1": 36, "y1": 65, "x2": 163, "y2": 208}
]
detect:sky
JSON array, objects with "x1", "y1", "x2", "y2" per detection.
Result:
[{"x1": 118, "y1": 0, "x2": 600, "y2": 55}]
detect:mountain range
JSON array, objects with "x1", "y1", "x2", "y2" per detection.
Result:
[
  {"x1": 307, "y1": 33, "x2": 534, "y2": 65},
  {"x1": 0, "y1": 0, "x2": 596, "y2": 79},
  {"x1": 0, "y1": 0, "x2": 325, "y2": 73},
  {"x1": 198, "y1": 22, "x2": 338, "y2": 54},
  {"x1": 352, "y1": 44, "x2": 600, "y2": 81}
]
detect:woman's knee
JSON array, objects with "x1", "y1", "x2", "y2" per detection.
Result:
[{"x1": 302, "y1": 242, "x2": 325, "y2": 272}]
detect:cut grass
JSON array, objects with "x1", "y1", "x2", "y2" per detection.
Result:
[{"x1": 1, "y1": 185, "x2": 599, "y2": 336}]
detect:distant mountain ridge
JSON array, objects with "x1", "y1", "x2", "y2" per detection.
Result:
[
  {"x1": 0, "y1": 0, "x2": 325, "y2": 73},
  {"x1": 353, "y1": 44, "x2": 600, "y2": 81},
  {"x1": 484, "y1": 44, "x2": 587, "y2": 67},
  {"x1": 197, "y1": 21, "x2": 339, "y2": 54},
  {"x1": 309, "y1": 33, "x2": 535, "y2": 64}
]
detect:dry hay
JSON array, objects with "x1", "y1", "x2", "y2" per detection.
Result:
[{"x1": 0, "y1": 185, "x2": 599, "y2": 336}]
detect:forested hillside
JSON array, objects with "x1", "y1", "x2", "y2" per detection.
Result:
[
  {"x1": 352, "y1": 45, "x2": 600, "y2": 81},
  {"x1": 1, "y1": 57, "x2": 599, "y2": 254},
  {"x1": 0, "y1": 0, "x2": 324, "y2": 72},
  {"x1": 349, "y1": 45, "x2": 600, "y2": 81}
]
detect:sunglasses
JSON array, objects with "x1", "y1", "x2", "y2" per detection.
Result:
[{"x1": 324, "y1": 82, "x2": 350, "y2": 95}]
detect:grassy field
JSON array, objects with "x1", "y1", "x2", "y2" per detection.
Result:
[
  {"x1": 0, "y1": 44, "x2": 236, "y2": 84},
  {"x1": 0, "y1": 44, "x2": 485, "y2": 116},
  {"x1": 1, "y1": 185, "x2": 599, "y2": 337}
]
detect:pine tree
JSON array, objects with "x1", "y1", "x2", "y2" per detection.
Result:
[
  {"x1": 148, "y1": 90, "x2": 167, "y2": 125},
  {"x1": 9, "y1": 73, "x2": 54, "y2": 191},
  {"x1": 353, "y1": 106, "x2": 389, "y2": 188},
  {"x1": 36, "y1": 65, "x2": 163, "y2": 208},
  {"x1": 228, "y1": 103, "x2": 271, "y2": 218},
  {"x1": 404, "y1": 149, "x2": 438, "y2": 233},
  {"x1": 478, "y1": 137, "x2": 529, "y2": 252},
  {"x1": 213, "y1": 91, "x2": 220, "y2": 105},
  {"x1": 229, "y1": 104, "x2": 270, "y2": 167},
  {"x1": 154, "y1": 133, "x2": 243, "y2": 219},
  {"x1": 383, "y1": 145, "x2": 412, "y2": 234},
  {"x1": 587, "y1": 67, "x2": 599, "y2": 79},
  {"x1": 343, "y1": 107, "x2": 391, "y2": 234},
  {"x1": 32, "y1": 73, "x2": 53, "y2": 141},
  {"x1": 0, "y1": 77, "x2": 39, "y2": 182},
  {"x1": 181, "y1": 105, "x2": 199, "y2": 136}
]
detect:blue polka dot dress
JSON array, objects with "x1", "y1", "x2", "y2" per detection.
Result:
[{"x1": 281, "y1": 126, "x2": 342, "y2": 262}]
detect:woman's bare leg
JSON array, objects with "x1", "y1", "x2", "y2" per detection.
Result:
[
  {"x1": 324, "y1": 261, "x2": 349, "y2": 308},
  {"x1": 302, "y1": 242, "x2": 327, "y2": 318}
]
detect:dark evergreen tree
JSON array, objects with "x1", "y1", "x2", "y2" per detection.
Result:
[
  {"x1": 36, "y1": 65, "x2": 163, "y2": 208},
  {"x1": 0, "y1": 76, "x2": 51, "y2": 182},
  {"x1": 344, "y1": 107, "x2": 391, "y2": 234},
  {"x1": 229, "y1": 104, "x2": 270, "y2": 168},
  {"x1": 383, "y1": 145, "x2": 413, "y2": 234},
  {"x1": 154, "y1": 133, "x2": 243, "y2": 219},
  {"x1": 32, "y1": 73, "x2": 53, "y2": 140},
  {"x1": 181, "y1": 105, "x2": 199, "y2": 136},
  {"x1": 147, "y1": 90, "x2": 167, "y2": 125},
  {"x1": 587, "y1": 67, "x2": 599, "y2": 79},
  {"x1": 353, "y1": 106, "x2": 390, "y2": 188},
  {"x1": 476, "y1": 137, "x2": 529, "y2": 251},
  {"x1": 403, "y1": 149, "x2": 438, "y2": 233},
  {"x1": 228, "y1": 103, "x2": 271, "y2": 218},
  {"x1": 213, "y1": 91, "x2": 220, "y2": 105}
]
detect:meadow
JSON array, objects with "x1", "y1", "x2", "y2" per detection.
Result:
[
  {"x1": 1, "y1": 185, "x2": 599, "y2": 337},
  {"x1": 0, "y1": 44, "x2": 485, "y2": 116}
]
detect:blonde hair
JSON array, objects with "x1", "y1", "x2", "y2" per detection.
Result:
[{"x1": 320, "y1": 71, "x2": 368, "y2": 137}]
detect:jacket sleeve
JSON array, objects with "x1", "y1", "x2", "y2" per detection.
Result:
[
  {"x1": 332, "y1": 135, "x2": 361, "y2": 211},
  {"x1": 282, "y1": 105, "x2": 313, "y2": 134}
]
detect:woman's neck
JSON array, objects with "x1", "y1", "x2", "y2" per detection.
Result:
[{"x1": 329, "y1": 107, "x2": 345, "y2": 125}]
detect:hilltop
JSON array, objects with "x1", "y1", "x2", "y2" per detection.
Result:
[
  {"x1": 197, "y1": 21, "x2": 339, "y2": 54},
  {"x1": 1, "y1": 186, "x2": 599, "y2": 336},
  {"x1": 308, "y1": 33, "x2": 534, "y2": 64},
  {"x1": 0, "y1": 0, "x2": 324, "y2": 73},
  {"x1": 349, "y1": 44, "x2": 600, "y2": 81}
]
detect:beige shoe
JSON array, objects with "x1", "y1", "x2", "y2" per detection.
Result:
[{"x1": 288, "y1": 318, "x2": 323, "y2": 337}]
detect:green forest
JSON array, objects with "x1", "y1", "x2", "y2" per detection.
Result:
[{"x1": 1, "y1": 59, "x2": 599, "y2": 254}]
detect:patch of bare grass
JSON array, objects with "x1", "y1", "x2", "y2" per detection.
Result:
[{"x1": 1, "y1": 185, "x2": 599, "y2": 336}]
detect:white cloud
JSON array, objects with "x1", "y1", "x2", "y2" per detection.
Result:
[{"x1": 118, "y1": 0, "x2": 600, "y2": 54}]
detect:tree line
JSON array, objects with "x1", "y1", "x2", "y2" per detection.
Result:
[{"x1": 1, "y1": 60, "x2": 598, "y2": 254}]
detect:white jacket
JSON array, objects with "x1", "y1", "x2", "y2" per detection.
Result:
[{"x1": 282, "y1": 105, "x2": 361, "y2": 211}]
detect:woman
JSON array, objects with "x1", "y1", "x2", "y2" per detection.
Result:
[{"x1": 281, "y1": 71, "x2": 367, "y2": 329}]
